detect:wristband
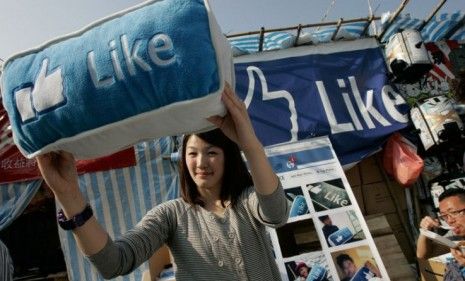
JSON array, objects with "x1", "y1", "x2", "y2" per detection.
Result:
[{"x1": 57, "y1": 204, "x2": 93, "y2": 230}]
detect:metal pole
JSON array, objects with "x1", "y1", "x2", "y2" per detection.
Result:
[
  {"x1": 378, "y1": 0, "x2": 411, "y2": 41},
  {"x1": 418, "y1": 0, "x2": 447, "y2": 31},
  {"x1": 227, "y1": 17, "x2": 380, "y2": 38}
]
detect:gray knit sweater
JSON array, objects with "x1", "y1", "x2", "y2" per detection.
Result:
[{"x1": 88, "y1": 184, "x2": 289, "y2": 281}]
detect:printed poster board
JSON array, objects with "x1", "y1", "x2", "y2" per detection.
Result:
[{"x1": 264, "y1": 136, "x2": 389, "y2": 281}]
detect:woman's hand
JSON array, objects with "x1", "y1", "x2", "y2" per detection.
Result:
[
  {"x1": 38, "y1": 152, "x2": 108, "y2": 255},
  {"x1": 36, "y1": 151, "x2": 78, "y2": 194},
  {"x1": 208, "y1": 82, "x2": 280, "y2": 197},
  {"x1": 207, "y1": 82, "x2": 260, "y2": 152}
]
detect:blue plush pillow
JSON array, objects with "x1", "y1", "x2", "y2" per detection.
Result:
[{"x1": 1, "y1": 0, "x2": 233, "y2": 159}]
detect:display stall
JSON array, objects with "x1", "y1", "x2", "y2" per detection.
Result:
[{"x1": 0, "y1": 0, "x2": 464, "y2": 280}]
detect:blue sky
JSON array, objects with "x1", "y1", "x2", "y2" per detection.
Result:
[{"x1": 0, "y1": 0, "x2": 463, "y2": 59}]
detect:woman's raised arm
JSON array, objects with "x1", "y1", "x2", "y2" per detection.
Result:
[
  {"x1": 207, "y1": 83, "x2": 279, "y2": 195},
  {"x1": 36, "y1": 151, "x2": 109, "y2": 255}
]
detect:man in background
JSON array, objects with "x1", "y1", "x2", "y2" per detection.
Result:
[{"x1": 417, "y1": 188, "x2": 465, "y2": 260}]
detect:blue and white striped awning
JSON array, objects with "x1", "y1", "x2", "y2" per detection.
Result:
[
  {"x1": 380, "y1": 11, "x2": 465, "y2": 42},
  {"x1": 229, "y1": 31, "x2": 295, "y2": 56},
  {"x1": 228, "y1": 12, "x2": 465, "y2": 57}
]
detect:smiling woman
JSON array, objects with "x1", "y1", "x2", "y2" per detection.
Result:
[
  {"x1": 35, "y1": 84, "x2": 290, "y2": 281},
  {"x1": 184, "y1": 134, "x2": 226, "y2": 196},
  {"x1": 179, "y1": 129, "x2": 251, "y2": 210}
]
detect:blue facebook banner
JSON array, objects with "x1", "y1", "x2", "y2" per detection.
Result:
[{"x1": 234, "y1": 39, "x2": 409, "y2": 165}]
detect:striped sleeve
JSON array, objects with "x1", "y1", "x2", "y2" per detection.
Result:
[
  {"x1": 245, "y1": 181, "x2": 289, "y2": 227},
  {"x1": 87, "y1": 200, "x2": 178, "y2": 279},
  {"x1": 0, "y1": 240, "x2": 14, "y2": 281}
]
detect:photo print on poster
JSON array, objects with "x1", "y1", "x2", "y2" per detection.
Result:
[
  {"x1": 331, "y1": 245, "x2": 382, "y2": 281},
  {"x1": 262, "y1": 137, "x2": 389, "y2": 280},
  {"x1": 284, "y1": 251, "x2": 334, "y2": 281},
  {"x1": 318, "y1": 210, "x2": 365, "y2": 248},
  {"x1": 306, "y1": 178, "x2": 351, "y2": 211},
  {"x1": 285, "y1": 186, "x2": 310, "y2": 219},
  {"x1": 276, "y1": 218, "x2": 322, "y2": 258}
]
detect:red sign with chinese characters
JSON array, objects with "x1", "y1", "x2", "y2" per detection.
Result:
[
  {"x1": 0, "y1": 104, "x2": 136, "y2": 184},
  {"x1": 0, "y1": 145, "x2": 136, "y2": 184}
]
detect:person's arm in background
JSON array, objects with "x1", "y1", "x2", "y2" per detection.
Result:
[
  {"x1": 36, "y1": 152, "x2": 109, "y2": 255},
  {"x1": 417, "y1": 215, "x2": 448, "y2": 258}
]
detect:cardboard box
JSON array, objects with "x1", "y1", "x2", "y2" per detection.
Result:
[
  {"x1": 359, "y1": 154, "x2": 384, "y2": 184},
  {"x1": 363, "y1": 182, "x2": 395, "y2": 214},
  {"x1": 373, "y1": 234, "x2": 416, "y2": 280},
  {"x1": 362, "y1": 180, "x2": 407, "y2": 215},
  {"x1": 365, "y1": 214, "x2": 416, "y2": 280},
  {"x1": 345, "y1": 164, "x2": 361, "y2": 186},
  {"x1": 385, "y1": 212, "x2": 416, "y2": 263},
  {"x1": 350, "y1": 185, "x2": 366, "y2": 215},
  {"x1": 418, "y1": 258, "x2": 446, "y2": 281}
]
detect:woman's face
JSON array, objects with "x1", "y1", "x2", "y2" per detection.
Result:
[{"x1": 185, "y1": 135, "x2": 225, "y2": 192}]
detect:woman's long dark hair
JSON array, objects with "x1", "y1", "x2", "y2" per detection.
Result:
[{"x1": 179, "y1": 129, "x2": 253, "y2": 208}]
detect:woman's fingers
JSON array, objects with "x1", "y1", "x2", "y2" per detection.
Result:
[
  {"x1": 222, "y1": 84, "x2": 247, "y2": 115},
  {"x1": 206, "y1": 115, "x2": 224, "y2": 128}
]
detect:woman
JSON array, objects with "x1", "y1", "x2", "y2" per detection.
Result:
[{"x1": 36, "y1": 84, "x2": 289, "y2": 280}]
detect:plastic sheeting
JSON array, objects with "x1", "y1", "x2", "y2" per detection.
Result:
[
  {"x1": 0, "y1": 180, "x2": 41, "y2": 231},
  {"x1": 228, "y1": 12, "x2": 465, "y2": 57}
]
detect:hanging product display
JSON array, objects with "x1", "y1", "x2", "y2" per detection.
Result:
[
  {"x1": 385, "y1": 29, "x2": 432, "y2": 83},
  {"x1": 410, "y1": 95, "x2": 464, "y2": 151}
]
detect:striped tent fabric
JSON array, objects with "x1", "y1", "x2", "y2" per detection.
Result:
[
  {"x1": 228, "y1": 24, "x2": 369, "y2": 56},
  {"x1": 229, "y1": 31, "x2": 295, "y2": 56},
  {"x1": 380, "y1": 12, "x2": 465, "y2": 42},
  {"x1": 311, "y1": 21, "x2": 368, "y2": 43},
  {"x1": 422, "y1": 12, "x2": 465, "y2": 42},
  {"x1": 0, "y1": 103, "x2": 14, "y2": 160},
  {"x1": 228, "y1": 12, "x2": 464, "y2": 57},
  {"x1": 0, "y1": 181, "x2": 41, "y2": 231},
  {"x1": 0, "y1": 101, "x2": 46, "y2": 231},
  {"x1": 0, "y1": 239, "x2": 14, "y2": 281},
  {"x1": 380, "y1": 15, "x2": 423, "y2": 43},
  {"x1": 1, "y1": 99, "x2": 41, "y2": 231},
  {"x1": 58, "y1": 137, "x2": 180, "y2": 281},
  {"x1": 449, "y1": 23, "x2": 465, "y2": 41}
]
